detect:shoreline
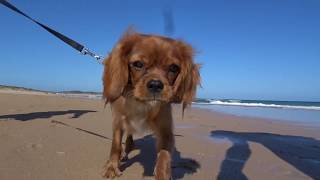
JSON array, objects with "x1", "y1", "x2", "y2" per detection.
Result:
[
  {"x1": 1, "y1": 89, "x2": 319, "y2": 132},
  {"x1": 193, "y1": 104, "x2": 320, "y2": 126},
  {"x1": 1, "y1": 89, "x2": 318, "y2": 124}
]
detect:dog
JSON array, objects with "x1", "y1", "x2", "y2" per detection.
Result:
[{"x1": 102, "y1": 30, "x2": 200, "y2": 180}]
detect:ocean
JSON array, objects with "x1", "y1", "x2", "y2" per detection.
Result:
[{"x1": 193, "y1": 99, "x2": 320, "y2": 126}]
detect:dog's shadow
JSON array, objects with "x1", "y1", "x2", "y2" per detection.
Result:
[
  {"x1": 120, "y1": 135, "x2": 200, "y2": 179},
  {"x1": 0, "y1": 110, "x2": 97, "y2": 121}
]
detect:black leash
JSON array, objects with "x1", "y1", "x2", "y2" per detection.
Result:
[{"x1": 0, "y1": 0, "x2": 103, "y2": 64}]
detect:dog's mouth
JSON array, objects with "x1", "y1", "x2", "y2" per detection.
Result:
[
  {"x1": 148, "y1": 99, "x2": 160, "y2": 106},
  {"x1": 146, "y1": 95, "x2": 162, "y2": 102},
  {"x1": 146, "y1": 94, "x2": 166, "y2": 106},
  {"x1": 133, "y1": 93, "x2": 164, "y2": 102},
  {"x1": 144, "y1": 94, "x2": 167, "y2": 103},
  {"x1": 132, "y1": 85, "x2": 171, "y2": 103}
]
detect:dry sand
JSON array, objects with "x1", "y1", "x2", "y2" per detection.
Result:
[{"x1": 0, "y1": 92, "x2": 319, "y2": 180}]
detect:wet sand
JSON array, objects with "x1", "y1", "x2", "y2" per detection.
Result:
[{"x1": 0, "y1": 92, "x2": 319, "y2": 180}]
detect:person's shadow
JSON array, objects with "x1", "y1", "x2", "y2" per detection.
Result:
[
  {"x1": 120, "y1": 135, "x2": 200, "y2": 180},
  {"x1": 210, "y1": 130, "x2": 320, "y2": 180},
  {"x1": 0, "y1": 110, "x2": 97, "y2": 121}
]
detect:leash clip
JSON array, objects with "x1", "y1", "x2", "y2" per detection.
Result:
[{"x1": 81, "y1": 47, "x2": 104, "y2": 64}]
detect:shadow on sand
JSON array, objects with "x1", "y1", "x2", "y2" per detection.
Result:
[
  {"x1": 0, "y1": 110, "x2": 97, "y2": 121},
  {"x1": 210, "y1": 130, "x2": 320, "y2": 180},
  {"x1": 120, "y1": 135, "x2": 200, "y2": 180}
]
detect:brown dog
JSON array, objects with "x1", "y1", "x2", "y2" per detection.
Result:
[{"x1": 102, "y1": 30, "x2": 200, "y2": 179}]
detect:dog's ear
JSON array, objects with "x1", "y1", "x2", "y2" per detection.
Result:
[
  {"x1": 173, "y1": 41, "x2": 201, "y2": 111},
  {"x1": 103, "y1": 31, "x2": 139, "y2": 103}
]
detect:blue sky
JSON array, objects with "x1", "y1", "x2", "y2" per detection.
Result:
[{"x1": 0, "y1": 0, "x2": 320, "y2": 101}]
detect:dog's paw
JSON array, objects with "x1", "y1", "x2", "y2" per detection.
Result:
[
  {"x1": 103, "y1": 160, "x2": 122, "y2": 179},
  {"x1": 154, "y1": 150, "x2": 172, "y2": 180}
]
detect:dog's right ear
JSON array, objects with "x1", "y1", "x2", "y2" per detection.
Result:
[{"x1": 103, "y1": 31, "x2": 139, "y2": 103}]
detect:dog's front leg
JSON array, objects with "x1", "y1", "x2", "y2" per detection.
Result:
[
  {"x1": 121, "y1": 134, "x2": 134, "y2": 161},
  {"x1": 153, "y1": 106, "x2": 174, "y2": 180},
  {"x1": 103, "y1": 117, "x2": 123, "y2": 178}
]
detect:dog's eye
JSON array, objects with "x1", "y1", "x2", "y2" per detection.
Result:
[
  {"x1": 168, "y1": 64, "x2": 180, "y2": 73},
  {"x1": 132, "y1": 61, "x2": 144, "y2": 69}
]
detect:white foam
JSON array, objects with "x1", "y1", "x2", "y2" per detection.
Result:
[{"x1": 193, "y1": 100, "x2": 320, "y2": 111}]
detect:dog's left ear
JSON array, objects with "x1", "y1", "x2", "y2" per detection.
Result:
[
  {"x1": 103, "y1": 31, "x2": 139, "y2": 103},
  {"x1": 173, "y1": 41, "x2": 201, "y2": 110}
]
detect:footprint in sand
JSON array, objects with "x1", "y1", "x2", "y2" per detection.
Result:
[{"x1": 26, "y1": 143, "x2": 43, "y2": 150}]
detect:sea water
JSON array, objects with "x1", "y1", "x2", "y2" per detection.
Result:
[{"x1": 193, "y1": 99, "x2": 320, "y2": 126}]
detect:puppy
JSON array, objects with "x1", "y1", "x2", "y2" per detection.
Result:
[{"x1": 102, "y1": 30, "x2": 200, "y2": 180}]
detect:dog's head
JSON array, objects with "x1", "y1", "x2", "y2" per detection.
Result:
[{"x1": 103, "y1": 31, "x2": 200, "y2": 108}]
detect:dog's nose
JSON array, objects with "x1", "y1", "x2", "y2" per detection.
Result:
[{"x1": 147, "y1": 80, "x2": 164, "y2": 93}]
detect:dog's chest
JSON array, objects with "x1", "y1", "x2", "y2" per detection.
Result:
[
  {"x1": 129, "y1": 116, "x2": 148, "y2": 134},
  {"x1": 124, "y1": 99, "x2": 159, "y2": 134}
]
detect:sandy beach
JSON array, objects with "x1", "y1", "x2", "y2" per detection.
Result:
[{"x1": 0, "y1": 92, "x2": 319, "y2": 180}]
